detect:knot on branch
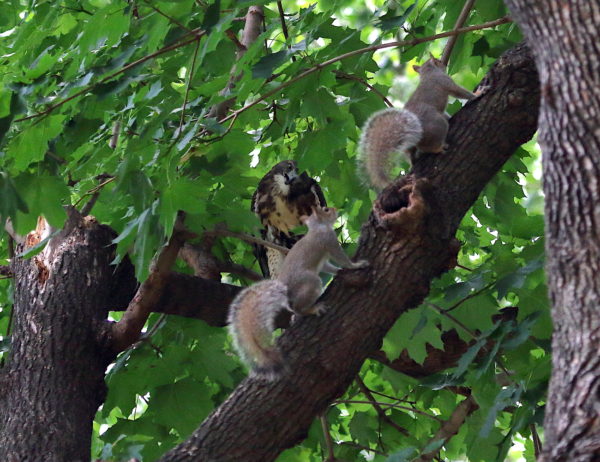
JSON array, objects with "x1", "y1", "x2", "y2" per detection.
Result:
[{"x1": 374, "y1": 177, "x2": 432, "y2": 234}]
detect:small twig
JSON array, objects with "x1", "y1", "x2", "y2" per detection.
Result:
[
  {"x1": 427, "y1": 303, "x2": 478, "y2": 338},
  {"x1": 109, "y1": 121, "x2": 121, "y2": 149},
  {"x1": 142, "y1": 313, "x2": 167, "y2": 340},
  {"x1": 441, "y1": 0, "x2": 476, "y2": 65},
  {"x1": 204, "y1": 227, "x2": 290, "y2": 255},
  {"x1": 369, "y1": 389, "x2": 416, "y2": 404},
  {"x1": 334, "y1": 400, "x2": 443, "y2": 422},
  {"x1": 320, "y1": 414, "x2": 336, "y2": 461},
  {"x1": 16, "y1": 29, "x2": 206, "y2": 123},
  {"x1": 194, "y1": 111, "x2": 239, "y2": 144},
  {"x1": 356, "y1": 377, "x2": 409, "y2": 436},
  {"x1": 122, "y1": 312, "x2": 169, "y2": 355},
  {"x1": 74, "y1": 177, "x2": 115, "y2": 209},
  {"x1": 225, "y1": 29, "x2": 245, "y2": 51},
  {"x1": 218, "y1": 16, "x2": 512, "y2": 126},
  {"x1": 178, "y1": 37, "x2": 202, "y2": 135},
  {"x1": 334, "y1": 70, "x2": 393, "y2": 107},
  {"x1": 143, "y1": 0, "x2": 192, "y2": 32},
  {"x1": 444, "y1": 281, "x2": 495, "y2": 313},
  {"x1": 276, "y1": 1, "x2": 290, "y2": 41},
  {"x1": 219, "y1": 261, "x2": 262, "y2": 282},
  {"x1": 46, "y1": 151, "x2": 66, "y2": 164},
  {"x1": 530, "y1": 423, "x2": 542, "y2": 458},
  {"x1": 276, "y1": 1, "x2": 296, "y2": 63}
]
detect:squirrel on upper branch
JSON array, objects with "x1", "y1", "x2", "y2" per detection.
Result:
[
  {"x1": 358, "y1": 57, "x2": 480, "y2": 190},
  {"x1": 228, "y1": 206, "x2": 368, "y2": 379}
]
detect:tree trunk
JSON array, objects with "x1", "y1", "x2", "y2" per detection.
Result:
[
  {"x1": 504, "y1": 2, "x2": 600, "y2": 460},
  {"x1": 159, "y1": 43, "x2": 540, "y2": 462},
  {"x1": 0, "y1": 215, "x2": 118, "y2": 461}
]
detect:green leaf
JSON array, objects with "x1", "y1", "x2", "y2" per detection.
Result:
[
  {"x1": 252, "y1": 50, "x2": 289, "y2": 79},
  {"x1": 375, "y1": 3, "x2": 417, "y2": 31},
  {"x1": 387, "y1": 447, "x2": 418, "y2": 462},
  {"x1": 7, "y1": 115, "x2": 66, "y2": 172},
  {"x1": 149, "y1": 378, "x2": 214, "y2": 435}
]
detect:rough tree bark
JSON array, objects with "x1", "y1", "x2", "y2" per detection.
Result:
[
  {"x1": 0, "y1": 44, "x2": 538, "y2": 460},
  {"x1": 0, "y1": 214, "x2": 239, "y2": 461},
  {"x1": 158, "y1": 44, "x2": 539, "y2": 462},
  {"x1": 504, "y1": 2, "x2": 600, "y2": 461},
  {"x1": 0, "y1": 214, "x2": 117, "y2": 461}
]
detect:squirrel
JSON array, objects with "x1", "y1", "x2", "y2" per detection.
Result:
[
  {"x1": 358, "y1": 57, "x2": 479, "y2": 190},
  {"x1": 228, "y1": 206, "x2": 368, "y2": 379}
]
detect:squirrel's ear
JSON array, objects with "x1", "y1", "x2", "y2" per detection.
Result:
[
  {"x1": 300, "y1": 215, "x2": 309, "y2": 224},
  {"x1": 413, "y1": 64, "x2": 421, "y2": 73}
]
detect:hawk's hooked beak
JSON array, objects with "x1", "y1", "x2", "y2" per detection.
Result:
[{"x1": 283, "y1": 169, "x2": 299, "y2": 185}]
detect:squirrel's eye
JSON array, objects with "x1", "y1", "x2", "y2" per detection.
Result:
[{"x1": 323, "y1": 207, "x2": 330, "y2": 212}]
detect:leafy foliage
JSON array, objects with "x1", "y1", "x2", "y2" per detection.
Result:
[{"x1": 0, "y1": 0, "x2": 547, "y2": 461}]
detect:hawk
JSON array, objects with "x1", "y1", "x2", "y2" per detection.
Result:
[{"x1": 251, "y1": 160, "x2": 327, "y2": 278}]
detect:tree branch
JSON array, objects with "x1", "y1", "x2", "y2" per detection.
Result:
[
  {"x1": 320, "y1": 414, "x2": 336, "y2": 462},
  {"x1": 441, "y1": 0, "x2": 476, "y2": 65},
  {"x1": 204, "y1": 226, "x2": 290, "y2": 255},
  {"x1": 157, "y1": 43, "x2": 539, "y2": 462},
  {"x1": 333, "y1": 70, "x2": 393, "y2": 107},
  {"x1": 207, "y1": 6, "x2": 264, "y2": 121},
  {"x1": 178, "y1": 38, "x2": 201, "y2": 135},
  {"x1": 15, "y1": 29, "x2": 206, "y2": 123},
  {"x1": 142, "y1": 0, "x2": 192, "y2": 33},
  {"x1": 111, "y1": 216, "x2": 187, "y2": 352},
  {"x1": 356, "y1": 377, "x2": 410, "y2": 436},
  {"x1": 413, "y1": 395, "x2": 478, "y2": 461},
  {"x1": 218, "y1": 16, "x2": 512, "y2": 126}
]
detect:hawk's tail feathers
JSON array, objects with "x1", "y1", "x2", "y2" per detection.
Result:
[
  {"x1": 227, "y1": 280, "x2": 290, "y2": 380},
  {"x1": 358, "y1": 108, "x2": 423, "y2": 190}
]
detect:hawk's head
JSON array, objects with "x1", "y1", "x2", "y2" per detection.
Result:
[{"x1": 269, "y1": 160, "x2": 299, "y2": 195}]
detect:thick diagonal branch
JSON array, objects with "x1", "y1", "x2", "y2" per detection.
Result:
[{"x1": 158, "y1": 43, "x2": 539, "y2": 462}]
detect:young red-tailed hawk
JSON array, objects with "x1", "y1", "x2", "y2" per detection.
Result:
[{"x1": 251, "y1": 160, "x2": 326, "y2": 278}]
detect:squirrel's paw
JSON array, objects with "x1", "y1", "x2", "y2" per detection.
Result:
[
  {"x1": 474, "y1": 85, "x2": 491, "y2": 98},
  {"x1": 351, "y1": 259, "x2": 369, "y2": 269},
  {"x1": 306, "y1": 302, "x2": 327, "y2": 316}
]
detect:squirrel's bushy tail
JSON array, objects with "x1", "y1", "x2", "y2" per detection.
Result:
[
  {"x1": 358, "y1": 108, "x2": 422, "y2": 190},
  {"x1": 227, "y1": 280, "x2": 290, "y2": 380}
]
